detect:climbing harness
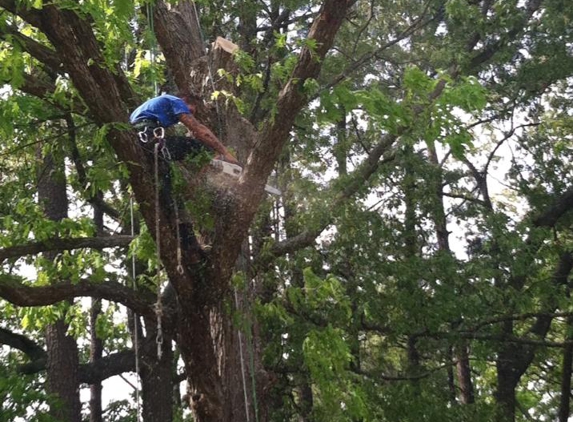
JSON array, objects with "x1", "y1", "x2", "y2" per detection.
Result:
[{"x1": 137, "y1": 125, "x2": 171, "y2": 161}]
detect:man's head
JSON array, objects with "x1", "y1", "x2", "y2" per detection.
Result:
[{"x1": 178, "y1": 92, "x2": 202, "y2": 114}]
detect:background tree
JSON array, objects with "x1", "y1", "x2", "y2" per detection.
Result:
[{"x1": 1, "y1": 0, "x2": 573, "y2": 422}]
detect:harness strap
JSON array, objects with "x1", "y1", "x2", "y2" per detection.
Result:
[{"x1": 137, "y1": 125, "x2": 171, "y2": 160}]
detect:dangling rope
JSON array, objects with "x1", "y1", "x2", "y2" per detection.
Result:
[
  {"x1": 147, "y1": 1, "x2": 159, "y2": 96},
  {"x1": 146, "y1": 0, "x2": 167, "y2": 362},
  {"x1": 130, "y1": 195, "x2": 142, "y2": 422},
  {"x1": 234, "y1": 289, "x2": 252, "y2": 422},
  {"x1": 191, "y1": 0, "x2": 224, "y2": 138},
  {"x1": 154, "y1": 142, "x2": 164, "y2": 361}
]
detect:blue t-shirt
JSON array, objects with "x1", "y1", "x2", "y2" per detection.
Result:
[{"x1": 129, "y1": 94, "x2": 191, "y2": 127}]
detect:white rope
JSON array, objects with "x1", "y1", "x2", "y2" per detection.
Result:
[
  {"x1": 234, "y1": 288, "x2": 251, "y2": 422},
  {"x1": 130, "y1": 195, "x2": 143, "y2": 422},
  {"x1": 147, "y1": 2, "x2": 159, "y2": 96},
  {"x1": 154, "y1": 142, "x2": 164, "y2": 361},
  {"x1": 173, "y1": 201, "x2": 185, "y2": 275},
  {"x1": 191, "y1": 1, "x2": 223, "y2": 137}
]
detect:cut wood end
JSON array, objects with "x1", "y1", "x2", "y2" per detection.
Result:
[{"x1": 214, "y1": 36, "x2": 239, "y2": 54}]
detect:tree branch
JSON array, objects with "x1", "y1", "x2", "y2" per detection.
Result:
[
  {"x1": 79, "y1": 350, "x2": 135, "y2": 384},
  {"x1": 0, "y1": 326, "x2": 47, "y2": 362},
  {"x1": 0, "y1": 276, "x2": 155, "y2": 319},
  {"x1": 0, "y1": 235, "x2": 133, "y2": 262},
  {"x1": 533, "y1": 186, "x2": 573, "y2": 228},
  {"x1": 18, "y1": 348, "x2": 136, "y2": 385},
  {"x1": 1, "y1": 24, "x2": 62, "y2": 71}
]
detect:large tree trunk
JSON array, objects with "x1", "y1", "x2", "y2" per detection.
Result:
[
  {"x1": 558, "y1": 317, "x2": 573, "y2": 422},
  {"x1": 140, "y1": 328, "x2": 175, "y2": 422},
  {"x1": 37, "y1": 145, "x2": 82, "y2": 422},
  {"x1": 45, "y1": 321, "x2": 82, "y2": 422},
  {"x1": 89, "y1": 299, "x2": 104, "y2": 422}
]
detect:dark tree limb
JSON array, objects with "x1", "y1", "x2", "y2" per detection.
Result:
[
  {"x1": 18, "y1": 349, "x2": 136, "y2": 385},
  {"x1": 0, "y1": 277, "x2": 155, "y2": 319},
  {"x1": 0, "y1": 326, "x2": 47, "y2": 362},
  {"x1": 533, "y1": 186, "x2": 573, "y2": 228},
  {"x1": 0, "y1": 24, "x2": 62, "y2": 71},
  {"x1": 79, "y1": 350, "x2": 136, "y2": 384},
  {"x1": 0, "y1": 235, "x2": 133, "y2": 261}
]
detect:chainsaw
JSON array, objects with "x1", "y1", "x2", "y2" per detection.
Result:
[{"x1": 210, "y1": 160, "x2": 281, "y2": 196}]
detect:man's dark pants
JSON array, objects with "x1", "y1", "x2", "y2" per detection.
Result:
[{"x1": 139, "y1": 134, "x2": 212, "y2": 250}]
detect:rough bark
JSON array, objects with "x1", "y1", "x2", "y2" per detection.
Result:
[
  {"x1": 37, "y1": 145, "x2": 82, "y2": 422},
  {"x1": 559, "y1": 317, "x2": 573, "y2": 422},
  {"x1": 140, "y1": 329, "x2": 175, "y2": 422},
  {"x1": 89, "y1": 299, "x2": 103, "y2": 422}
]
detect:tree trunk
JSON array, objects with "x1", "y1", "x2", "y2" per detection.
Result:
[
  {"x1": 558, "y1": 318, "x2": 573, "y2": 421},
  {"x1": 455, "y1": 342, "x2": 475, "y2": 404},
  {"x1": 37, "y1": 143, "x2": 82, "y2": 422},
  {"x1": 140, "y1": 329, "x2": 175, "y2": 422},
  {"x1": 495, "y1": 321, "x2": 519, "y2": 422},
  {"x1": 45, "y1": 321, "x2": 82, "y2": 422},
  {"x1": 89, "y1": 299, "x2": 104, "y2": 422}
]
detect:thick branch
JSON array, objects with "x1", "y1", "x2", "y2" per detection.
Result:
[
  {"x1": 1, "y1": 25, "x2": 62, "y2": 71},
  {"x1": 0, "y1": 326, "x2": 47, "y2": 362},
  {"x1": 18, "y1": 349, "x2": 136, "y2": 385},
  {"x1": 0, "y1": 0, "x2": 44, "y2": 28},
  {"x1": 152, "y1": 0, "x2": 204, "y2": 90},
  {"x1": 533, "y1": 186, "x2": 573, "y2": 228},
  {"x1": 79, "y1": 350, "x2": 135, "y2": 384},
  {"x1": 0, "y1": 235, "x2": 133, "y2": 261},
  {"x1": 0, "y1": 277, "x2": 155, "y2": 319}
]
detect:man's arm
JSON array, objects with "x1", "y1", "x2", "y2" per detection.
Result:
[{"x1": 179, "y1": 114, "x2": 239, "y2": 165}]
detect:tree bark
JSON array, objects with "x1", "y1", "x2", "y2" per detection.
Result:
[
  {"x1": 89, "y1": 299, "x2": 103, "y2": 422},
  {"x1": 559, "y1": 318, "x2": 573, "y2": 422},
  {"x1": 37, "y1": 144, "x2": 82, "y2": 422},
  {"x1": 140, "y1": 330, "x2": 175, "y2": 422}
]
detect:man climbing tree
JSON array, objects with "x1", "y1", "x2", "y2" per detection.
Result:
[
  {"x1": 130, "y1": 92, "x2": 238, "y2": 164},
  {"x1": 131, "y1": 92, "x2": 239, "y2": 254}
]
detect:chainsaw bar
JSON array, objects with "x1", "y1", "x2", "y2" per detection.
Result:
[{"x1": 210, "y1": 160, "x2": 282, "y2": 196}]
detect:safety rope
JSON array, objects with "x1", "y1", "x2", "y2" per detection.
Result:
[
  {"x1": 234, "y1": 289, "x2": 252, "y2": 422},
  {"x1": 154, "y1": 142, "x2": 164, "y2": 361},
  {"x1": 146, "y1": 0, "x2": 170, "y2": 363},
  {"x1": 191, "y1": 0, "x2": 224, "y2": 138},
  {"x1": 130, "y1": 195, "x2": 142, "y2": 422},
  {"x1": 147, "y1": 1, "x2": 159, "y2": 96}
]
